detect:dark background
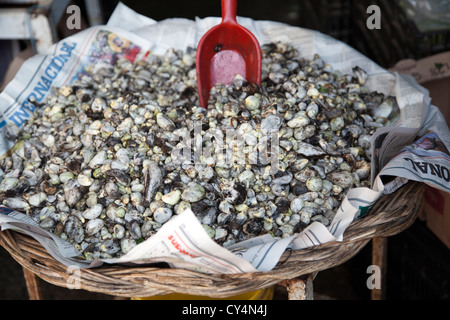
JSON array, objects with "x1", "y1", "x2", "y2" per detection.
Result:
[
  {"x1": 1, "y1": 0, "x2": 449, "y2": 84},
  {"x1": 95, "y1": 0, "x2": 450, "y2": 69}
]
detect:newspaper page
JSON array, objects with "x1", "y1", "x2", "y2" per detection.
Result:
[
  {"x1": 102, "y1": 209, "x2": 259, "y2": 274},
  {"x1": 0, "y1": 206, "x2": 89, "y2": 268},
  {"x1": 378, "y1": 104, "x2": 450, "y2": 194},
  {"x1": 0, "y1": 24, "x2": 152, "y2": 157},
  {"x1": 0, "y1": 2, "x2": 448, "y2": 274},
  {"x1": 369, "y1": 73, "x2": 431, "y2": 177}
]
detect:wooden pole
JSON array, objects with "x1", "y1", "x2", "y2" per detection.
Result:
[{"x1": 23, "y1": 268, "x2": 43, "y2": 300}]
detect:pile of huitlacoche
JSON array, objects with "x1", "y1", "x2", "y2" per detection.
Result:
[{"x1": 0, "y1": 42, "x2": 397, "y2": 259}]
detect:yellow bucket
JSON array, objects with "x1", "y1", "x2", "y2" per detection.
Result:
[{"x1": 132, "y1": 286, "x2": 274, "y2": 300}]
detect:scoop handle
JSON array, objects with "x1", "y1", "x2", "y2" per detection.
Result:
[{"x1": 221, "y1": 0, "x2": 237, "y2": 23}]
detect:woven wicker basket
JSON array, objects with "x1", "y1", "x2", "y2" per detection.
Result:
[{"x1": 0, "y1": 181, "x2": 424, "y2": 298}]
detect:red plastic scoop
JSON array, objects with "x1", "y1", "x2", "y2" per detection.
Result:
[{"x1": 196, "y1": 0, "x2": 262, "y2": 108}]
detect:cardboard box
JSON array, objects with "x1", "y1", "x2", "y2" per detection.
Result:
[
  {"x1": 390, "y1": 51, "x2": 450, "y2": 126},
  {"x1": 422, "y1": 76, "x2": 450, "y2": 127},
  {"x1": 423, "y1": 186, "x2": 450, "y2": 249}
]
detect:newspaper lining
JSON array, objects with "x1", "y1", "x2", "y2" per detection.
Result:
[{"x1": 0, "y1": 3, "x2": 448, "y2": 274}]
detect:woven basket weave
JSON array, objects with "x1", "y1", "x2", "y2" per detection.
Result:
[{"x1": 0, "y1": 181, "x2": 424, "y2": 298}]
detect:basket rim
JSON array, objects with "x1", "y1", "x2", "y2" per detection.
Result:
[{"x1": 0, "y1": 181, "x2": 424, "y2": 298}]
